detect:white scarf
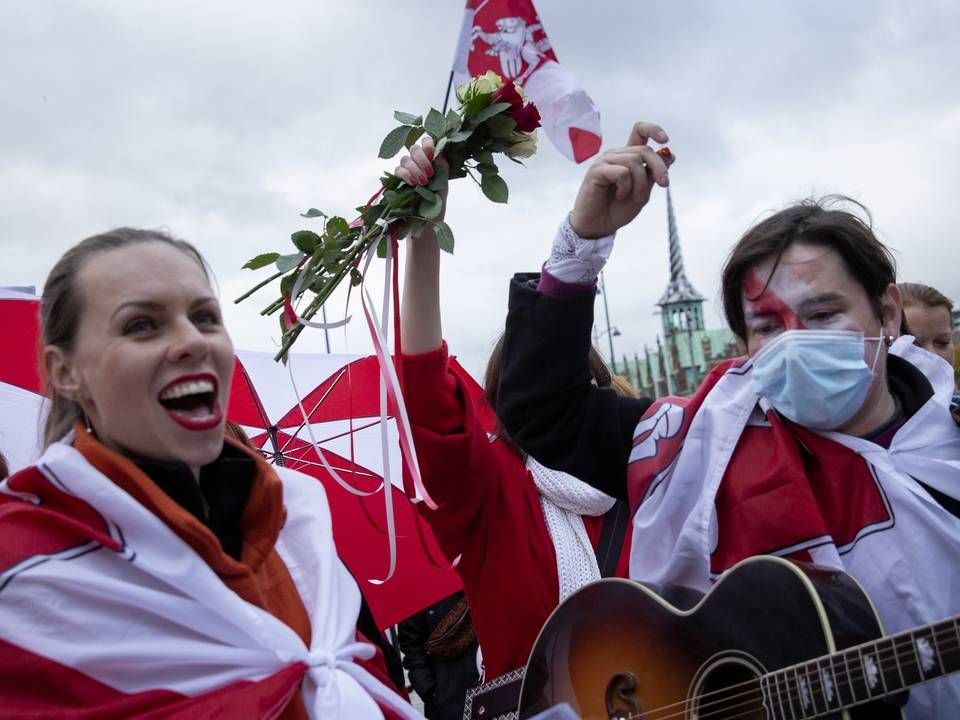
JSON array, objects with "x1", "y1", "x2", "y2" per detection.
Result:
[
  {"x1": 0, "y1": 437, "x2": 421, "y2": 720},
  {"x1": 526, "y1": 456, "x2": 616, "y2": 600},
  {"x1": 627, "y1": 338, "x2": 960, "y2": 719}
]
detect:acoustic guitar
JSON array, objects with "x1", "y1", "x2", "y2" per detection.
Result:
[{"x1": 517, "y1": 556, "x2": 959, "y2": 719}]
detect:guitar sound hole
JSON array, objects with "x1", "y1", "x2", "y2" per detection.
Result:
[{"x1": 692, "y1": 656, "x2": 765, "y2": 720}]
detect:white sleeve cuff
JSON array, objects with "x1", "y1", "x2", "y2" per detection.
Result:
[{"x1": 543, "y1": 215, "x2": 615, "y2": 284}]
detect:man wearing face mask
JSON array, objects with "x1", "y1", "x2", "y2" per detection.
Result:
[{"x1": 496, "y1": 122, "x2": 960, "y2": 718}]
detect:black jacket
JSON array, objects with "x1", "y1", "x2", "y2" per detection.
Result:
[
  {"x1": 398, "y1": 592, "x2": 479, "y2": 720},
  {"x1": 497, "y1": 273, "x2": 650, "y2": 501}
]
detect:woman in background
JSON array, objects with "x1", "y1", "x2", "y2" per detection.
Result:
[
  {"x1": 396, "y1": 137, "x2": 634, "y2": 685},
  {"x1": 899, "y1": 282, "x2": 956, "y2": 368}
]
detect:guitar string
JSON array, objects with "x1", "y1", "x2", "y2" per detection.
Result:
[
  {"x1": 614, "y1": 626, "x2": 959, "y2": 720},
  {"x1": 626, "y1": 692, "x2": 765, "y2": 720},
  {"x1": 626, "y1": 631, "x2": 960, "y2": 720},
  {"x1": 626, "y1": 631, "x2": 959, "y2": 720}
]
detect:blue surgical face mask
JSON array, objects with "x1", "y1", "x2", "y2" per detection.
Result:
[{"x1": 751, "y1": 329, "x2": 884, "y2": 430}]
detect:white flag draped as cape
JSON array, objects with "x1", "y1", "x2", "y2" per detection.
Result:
[{"x1": 0, "y1": 436, "x2": 421, "y2": 719}]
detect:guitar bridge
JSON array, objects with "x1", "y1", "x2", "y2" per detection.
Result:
[{"x1": 605, "y1": 672, "x2": 643, "y2": 719}]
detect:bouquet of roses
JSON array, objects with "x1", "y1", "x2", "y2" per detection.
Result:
[{"x1": 237, "y1": 71, "x2": 541, "y2": 361}]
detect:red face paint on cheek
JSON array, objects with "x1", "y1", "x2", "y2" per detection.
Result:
[{"x1": 742, "y1": 272, "x2": 807, "y2": 333}]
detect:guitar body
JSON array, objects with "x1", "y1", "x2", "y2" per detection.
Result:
[{"x1": 518, "y1": 556, "x2": 905, "y2": 719}]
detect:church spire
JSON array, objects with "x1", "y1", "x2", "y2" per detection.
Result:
[
  {"x1": 657, "y1": 188, "x2": 704, "y2": 306},
  {"x1": 657, "y1": 188, "x2": 705, "y2": 336}
]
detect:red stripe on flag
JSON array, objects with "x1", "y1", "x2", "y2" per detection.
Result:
[
  {"x1": 0, "y1": 466, "x2": 123, "y2": 575},
  {"x1": 0, "y1": 637, "x2": 305, "y2": 719},
  {"x1": 569, "y1": 127, "x2": 602, "y2": 164}
]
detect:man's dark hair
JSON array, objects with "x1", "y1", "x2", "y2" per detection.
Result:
[{"x1": 721, "y1": 196, "x2": 897, "y2": 343}]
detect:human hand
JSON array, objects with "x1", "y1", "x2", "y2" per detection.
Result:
[
  {"x1": 394, "y1": 136, "x2": 449, "y2": 234},
  {"x1": 569, "y1": 122, "x2": 671, "y2": 239}
]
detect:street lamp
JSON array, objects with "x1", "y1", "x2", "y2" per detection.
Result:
[
  {"x1": 596, "y1": 326, "x2": 622, "y2": 340},
  {"x1": 598, "y1": 272, "x2": 619, "y2": 372}
]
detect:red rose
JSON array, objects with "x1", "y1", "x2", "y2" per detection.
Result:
[
  {"x1": 490, "y1": 82, "x2": 541, "y2": 132},
  {"x1": 512, "y1": 103, "x2": 541, "y2": 132},
  {"x1": 491, "y1": 82, "x2": 524, "y2": 112}
]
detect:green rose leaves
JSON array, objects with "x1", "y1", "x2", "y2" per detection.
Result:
[{"x1": 239, "y1": 73, "x2": 540, "y2": 361}]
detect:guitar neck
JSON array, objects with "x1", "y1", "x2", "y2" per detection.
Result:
[{"x1": 762, "y1": 615, "x2": 960, "y2": 719}]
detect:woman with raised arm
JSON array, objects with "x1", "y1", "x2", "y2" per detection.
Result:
[
  {"x1": 0, "y1": 228, "x2": 418, "y2": 720},
  {"x1": 496, "y1": 121, "x2": 960, "y2": 717},
  {"x1": 395, "y1": 137, "x2": 635, "y2": 686}
]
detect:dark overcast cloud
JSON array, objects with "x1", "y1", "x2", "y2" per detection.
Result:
[{"x1": 2, "y1": 1, "x2": 958, "y2": 376}]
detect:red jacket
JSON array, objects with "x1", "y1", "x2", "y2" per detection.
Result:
[{"x1": 400, "y1": 344, "x2": 630, "y2": 681}]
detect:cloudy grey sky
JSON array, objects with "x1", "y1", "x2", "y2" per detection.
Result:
[{"x1": 3, "y1": 1, "x2": 958, "y2": 378}]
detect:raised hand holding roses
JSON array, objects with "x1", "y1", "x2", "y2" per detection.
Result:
[{"x1": 237, "y1": 71, "x2": 540, "y2": 361}]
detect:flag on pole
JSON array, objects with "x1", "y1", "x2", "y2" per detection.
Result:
[{"x1": 452, "y1": 0, "x2": 602, "y2": 163}]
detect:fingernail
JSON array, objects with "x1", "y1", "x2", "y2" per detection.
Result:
[
  {"x1": 419, "y1": 175, "x2": 427, "y2": 185},
  {"x1": 425, "y1": 166, "x2": 434, "y2": 177},
  {"x1": 425, "y1": 149, "x2": 434, "y2": 160}
]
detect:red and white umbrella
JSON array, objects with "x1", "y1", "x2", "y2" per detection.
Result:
[
  {"x1": 0, "y1": 292, "x2": 463, "y2": 628},
  {"x1": 229, "y1": 350, "x2": 463, "y2": 628},
  {"x1": 0, "y1": 289, "x2": 47, "y2": 473}
]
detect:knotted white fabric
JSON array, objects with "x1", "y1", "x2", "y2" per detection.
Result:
[{"x1": 526, "y1": 456, "x2": 616, "y2": 600}]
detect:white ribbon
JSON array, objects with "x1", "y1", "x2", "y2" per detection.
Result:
[
  {"x1": 286, "y1": 213, "x2": 437, "y2": 585},
  {"x1": 358, "y1": 240, "x2": 432, "y2": 508},
  {"x1": 289, "y1": 264, "x2": 352, "y2": 329},
  {"x1": 287, "y1": 358, "x2": 383, "y2": 498},
  {"x1": 285, "y1": 215, "x2": 393, "y2": 330},
  {"x1": 363, "y1": 238, "x2": 398, "y2": 584}
]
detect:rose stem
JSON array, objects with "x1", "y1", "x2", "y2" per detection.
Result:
[{"x1": 233, "y1": 269, "x2": 285, "y2": 304}]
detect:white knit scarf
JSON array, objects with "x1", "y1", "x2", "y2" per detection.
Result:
[{"x1": 526, "y1": 456, "x2": 616, "y2": 600}]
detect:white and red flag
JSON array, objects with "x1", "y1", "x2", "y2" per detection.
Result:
[
  {"x1": 452, "y1": 0, "x2": 602, "y2": 163},
  {"x1": 0, "y1": 439, "x2": 422, "y2": 719}
]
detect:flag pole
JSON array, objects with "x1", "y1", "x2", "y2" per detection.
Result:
[
  {"x1": 599, "y1": 271, "x2": 618, "y2": 374},
  {"x1": 441, "y1": 70, "x2": 455, "y2": 114}
]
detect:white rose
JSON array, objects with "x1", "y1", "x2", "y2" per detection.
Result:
[
  {"x1": 456, "y1": 71, "x2": 505, "y2": 103},
  {"x1": 506, "y1": 130, "x2": 538, "y2": 159}
]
